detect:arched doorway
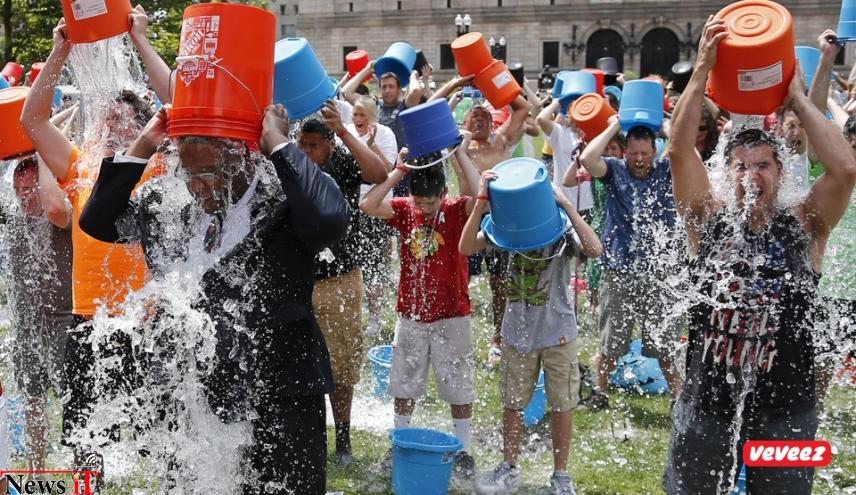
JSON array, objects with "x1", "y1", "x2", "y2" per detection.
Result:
[
  {"x1": 586, "y1": 29, "x2": 624, "y2": 72},
  {"x1": 640, "y1": 28, "x2": 679, "y2": 78}
]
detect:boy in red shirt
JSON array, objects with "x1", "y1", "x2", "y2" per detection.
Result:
[{"x1": 361, "y1": 143, "x2": 480, "y2": 478}]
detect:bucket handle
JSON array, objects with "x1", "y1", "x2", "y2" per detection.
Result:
[
  {"x1": 512, "y1": 238, "x2": 568, "y2": 260},
  {"x1": 402, "y1": 134, "x2": 464, "y2": 170},
  {"x1": 174, "y1": 55, "x2": 262, "y2": 117}
]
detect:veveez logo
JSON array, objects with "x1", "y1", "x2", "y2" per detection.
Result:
[
  {"x1": 0, "y1": 470, "x2": 99, "y2": 495},
  {"x1": 743, "y1": 440, "x2": 832, "y2": 467}
]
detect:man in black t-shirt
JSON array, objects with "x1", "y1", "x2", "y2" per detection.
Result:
[{"x1": 298, "y1": 103, "x2": 388, "y2": 465}]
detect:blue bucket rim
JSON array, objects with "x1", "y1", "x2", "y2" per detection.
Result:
[
  {"x1": 279, "y1": 76, "x2": 339, "y2": 120},
  {"x1": 405, "y1": 133, "x2": 463, "y2": 159},
  {"x1": 368, "y1": 344, "x2": 393, "y2": 367},
  {"x1": 375, "y1": 51, "x2": 415, "y2": 89},
  {"x1": 481, "y1": 208, "x2": 569, "y2": 252},
  {"x1": 390, "y1": 428, "x2": 462, "y2": 453}
]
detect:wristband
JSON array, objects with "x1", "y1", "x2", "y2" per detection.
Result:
[
  {"x1": 476, "y1": 195, "x2": 489, "y2": 202},
  {"x1": 395, "y1": 164, "x2": 409, "y2": 174},
  {"x1": 336, "y1": 129, "x2": 349, "y2": 138}
]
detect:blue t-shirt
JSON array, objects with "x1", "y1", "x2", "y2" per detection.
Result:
[{"x1": 600, "y1": 156, "x2": 677, "y2": 271}]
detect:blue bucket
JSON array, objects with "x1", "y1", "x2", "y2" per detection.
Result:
[
  {"x1": 522, "y1": 370, "x2": 546, "y2": 427},
  {"x1": 375, "y1": 42, "x2": 417, "y2": 89},
  {"x1": 619, "y1": 79, "x2": 664, "y2": 133},
  {"x1": 609, "y1": 339, "x2": 669, "y2": 395},
  {"x1": 274, "y1": 38, "x2": 338, "y2": 120},
  {"x1": 482, "y1": 157, "x2": 569, "y2": 252},
  {"x1": 550, "y1": 71, "x2": 567, "y2": 99},
  {"x1": 795, "y1": 46, "x2": 820, "y2": 89},
  {"x1": 558, "y1": 71, "x2": 596, "y2": 114},
  {"x1": 7, "y1": 395, "x2": 24, "y2": 454},
  {"x1": 839, "y1": 0, "x2": 856, "y2": 42},
  {"x1": 390, "y1": 428, "x2": 461, "y2": 495},
  {"x1": 730, "y1": 464, "x2": 747, "y2": 495},
  {"x1": 368, "y1": 345, "x2": 393, "y2": 400},
  {"x1": 0, "y1": 76, "x2": 8, "y2": 90},
  {"x1": 399, "y1": 99, "x2": 462, "y2": 158}
]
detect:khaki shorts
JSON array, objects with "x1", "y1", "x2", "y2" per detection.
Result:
[
  {"x1": 388, "y1": 316, "x2": 474, "y2": 405},
  {"x1": 597, "y1": 269, "x2": 682, "y2": 359},
  {"x1": 500, "y1": 339, "x2": 580, "y2": 412},
  {"x1": 312, "y1": 268, "x2": 364, "y2": 386}
]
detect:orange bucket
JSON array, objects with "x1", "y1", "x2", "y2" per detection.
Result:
[
  {"x1": 0, "y1": 87, "x2": 36, "y2": 160},
  {"x1": 345, "y1": 49, "x2": 371, "y2": 83},
  {"x1": 60, "y1": 0, "x2": 132, "y2": 43},
  {"x1": 474, "y1": 60, "x2": 521, "y2": 110},
  {"x1": 707, "y1": 0, "x2": 795, "y2": 116},
  {"x1": 452, "y1": 32, "x2": 493, "y2": 76},
  {"x1": 168, "y1": 3, "x2": 275, "y2": 143},
  {"x1": 570, "y1": 93, "x2": 617, "y2": 143}
]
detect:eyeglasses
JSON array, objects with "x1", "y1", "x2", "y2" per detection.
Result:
[{"x1": 176, "y1": 168, "x2": 220, "y2": 183}]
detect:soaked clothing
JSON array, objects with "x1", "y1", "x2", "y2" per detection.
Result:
[
  {"x1": 386, "y1": 196, "x2": 472, "y2": 323},
  {"x1": 314, "y1": 145, "x2": 363, "y2": 280},
  {"x1": 665, "y1": 209, "x2": 819, "y2": 495},
  {"x1": 599, "y1": 156, "x2": 676, "y2": 272}
]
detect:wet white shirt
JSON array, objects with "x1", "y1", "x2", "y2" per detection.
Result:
[
  {"x1": 345, "y1": 122, "x2": 397, "y2": 200},
  {"x1": 547, "y1": 124, "x2": 593, "y2": 211}
]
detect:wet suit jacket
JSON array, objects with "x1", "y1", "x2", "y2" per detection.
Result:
[{"x1": 79, "y1": 143, "x2": 350, "y2": 421}]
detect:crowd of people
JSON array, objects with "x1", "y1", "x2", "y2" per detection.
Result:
[{"x1": 0, "y1": 5, "x2": 854, "y2": 495}]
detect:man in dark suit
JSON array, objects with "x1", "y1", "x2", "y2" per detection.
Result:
[{"x1": 79, "y1": 104, "x2": 349, "y2": 494}]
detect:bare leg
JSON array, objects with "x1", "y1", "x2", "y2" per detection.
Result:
[
  {"x1": 489, "y1": 275, "x2": 507, "y2": 338},
  {"x1": 502, "y1": 409, "x2": 524, "y2": 465},
  {"x1": 550, "y1": 410, "x2": 573, "y2": 472},
  {"x1": 815, "y1": 361, "x2": 833, "y2": 414},
  {"x1": 657, "y1": 355, "x2": 683, "y2": 400},
  {"x1": 450, "y1": 403, "x2": 472, "y2": 420},
  {"x1": 592, "y1": 352, "x2": 616, "y2": 393}
]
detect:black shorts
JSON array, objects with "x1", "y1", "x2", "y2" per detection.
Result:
[
  {"x1": 467, "y1": 248, "x2": 510, "y2": 278},
  {"x1": 663, "y1": 396, "x2": 817, "y2": 495}
]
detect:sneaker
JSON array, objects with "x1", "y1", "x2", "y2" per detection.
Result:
[
  {"x1": 452, "y1": 451, "x2": 475, "y2": 480},
  {"x1": 579, "y1": 391, "x2": 609, "y2": 411},
  {"x1": 550, "y1": 471, "x2": 577, "y2": 495},
  {"x1": 381, "y1": 447, "x2": 393, "y2": 472},
  {"x1": 477, "y1": 461, "x2": 520, "y2": 493},
  {"x1": 334, "y1": 450, "x2": 354, "y2": 467}
]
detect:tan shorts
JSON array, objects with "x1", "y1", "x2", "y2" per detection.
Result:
[
  {"x1": 500, "y1": 339, "x2": 580, "y2": 413},
  {"x1": 388, "y1": 316, "x2": 474, "y2": 405},
  {"x1": 312, "y1": 268, "x2": 364, "y2": 386}
]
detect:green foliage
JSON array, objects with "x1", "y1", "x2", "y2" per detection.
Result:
[{"x1": 3, "y1": 0, "x2": 268, "y2": 72}]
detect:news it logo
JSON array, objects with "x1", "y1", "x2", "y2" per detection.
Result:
[
  {"x1": 743, "y1": 440, "x2": 832, "y2": 468},
  {"x1": 0, "y1": 469, "x2": 99, "y2": 495}
]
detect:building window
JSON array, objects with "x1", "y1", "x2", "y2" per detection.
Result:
[
  {"x1": 279, "y1": 4, "x2": 286, "y2": 15},
  {"x1": 498, "y1": 0, "x2": 502, "y2": 5},
  {"x1": 294, "y1": 5, "x2": 299, "y2": 14},
  {"x1": 550, "y1": 0, "x2": 555, "y2": 4},
  {"x1": 543, "y1": 41, "x2": 559, "y2": 68},
  {"x1": 349, "y1": 2, "x2": 354, "y2": 11},
  {"x1": 440, "y1": 43, "x2": 455, "y2": 70},
  {"x1": 447, "y1": 0, "x2": 452, "y2": 7},
  {"x1": 397, "y1": 1, "x2": 402, "y2": 9},
  {"x1": 343, "y1": 46, "x2": 358, "y2": 72}
]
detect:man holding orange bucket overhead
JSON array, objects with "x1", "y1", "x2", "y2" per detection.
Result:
[
  {"x1": 20, "y1": 13, "x2": 172, "y2": 483},
  {"x1": 665, "y1": 16, "x2": 856, "y2": 494}
]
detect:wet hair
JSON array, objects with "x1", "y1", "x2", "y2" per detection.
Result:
[
  {"x1": 723, "y1": 128, "x2": 784, "y2": 169},
  {"x1": 464, "y1": 105, "x2": 493, "y2": 130},
  {"x1": 300, "y1": 119, "x2": 334, "y2": 141},
  {"x1": 116, "y1": 89, "x2": 154, "y2": 128},
  {"x1": 354, "y1": 96, "x2": 378, "y2": 122},
  {"x1": 844, "y1": 114, "x2": 856, "y2": 139},
  {"x1": 625, "y1": 126, "x2": 656, "y2": 149},
  {"x1": 775, "y1": 101, "x2": 797, "y2": 123},
  {"x1": 14, "y1": 153, "x2": 38, "y2": 175},
  {"x1": 409, "y1": 162, "x2": 445, "y2": 198},
  {"x1": 699, "y1": 108, "x2": 720, "y2": 160},
  {"x1": 379, "y1": 72, "x2": 401, "y2": 88},
  {"x1": 610, "y1": 133, "x2": 626, "y2": 152}
]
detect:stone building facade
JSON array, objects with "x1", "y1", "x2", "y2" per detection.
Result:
[{"x1": 267, "y1": 0, "x2": 848, "y2": 80}]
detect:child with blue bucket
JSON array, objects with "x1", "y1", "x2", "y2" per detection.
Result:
[
  {"x1": 360, "y1": 137, "x2": 482, "y2": 481},
  {"x1": 459, "y1": 157, "x2": 603, "y2": 494}
]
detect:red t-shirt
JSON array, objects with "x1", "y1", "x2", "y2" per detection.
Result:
[{"x1": 387, "y1": 196, "x2": 472, "y2": 323}]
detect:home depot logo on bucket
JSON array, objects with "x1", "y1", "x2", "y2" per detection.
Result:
[
  {"x1": 178, "y1": 15, "x2": 221, "y2": 86},
  {"x1": 0, "y1": 469, "x2": 100, "y2": 494}
]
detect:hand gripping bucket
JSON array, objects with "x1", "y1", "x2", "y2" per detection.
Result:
[
  {"x1": 367, "y1": 345, "x2": 393, "y2": 400},
  {"x1": 522, "y1": 370, "x2": 547, "y2": 426},
  {"x1": 571, "y1": 93, "x2": 617, "y2": 143},
  {"x1": 60, "y1": 0, "x2": 132, "y2": 43},
  {"x1": 482, "y1": 157, "x2": 570, "y2": 252},
  {"x1": 839, "y1": 0, "x2": 856, "y2": 42},
  {"x1": 452, "y1": 32, "x2": 493, "y2": 76},
  {"x1": 274, "y1": 38, "x2": 338, "y2": 120},
  {"x1": 557, "y1": 71, "x2": 597, "y2": 114},
  {"x1": 1, "y1": 62, "x2": 22, "y2": 86},
  {"x1": 399, "y1": 99, "x2": 461, "y2": 159},
  {"x1": 169, "y1": 3, "x2": 275, "y2": 143},
  {"x1": 0, "y1": 87, "x2": 36, "y2": 160},
  {"x1": 619, "y1": 79, "x2": 664, "y2": 133},
  {"x1": 390, "y1": 428, "x2": 462, "y2": 495},
  {"x1": 345, "y1": 49, "x2": 371, "y2": 83},
  {"x1": 794, "y1": 46, "x2": 821, "y2": 90},
  {"x1": 707, "y1": 0, "x2": 795, "y2": 116},
  {"x1": 474, "y1": 60, "x2": 521, "y2": 110},
  {"x1": 375, "y1": 42, "x2": 417, "y2": 89}
]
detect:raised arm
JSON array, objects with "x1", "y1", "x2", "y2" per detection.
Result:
[
  {"x1": 37, "y1": 157, "x2": 71, "y2": 229},
  {"x1": 20, "y1": 18, "x2": 74, "y2": 181},
  {"x1": 793, "y1": 64, "x2": 856, "y2": 242},
  {"x1": 808, "y1": 30, "x2": 841, "y2": 116},
  {"x1": 340, "y1": 62, "x2": 374, "y2": 105},
  {"x1": 458, "y1": 171, "x2": 494, "y2": 256},
  {"x1": 669, "y1": 16, "x2": 725, "y2": 230},
  {"x1": 579, "y1": 116, "x2": 620, "y2": 178},
  {"x1": 321, "y1": 100, "x2": 388, "y2": 183},
  {"x1": 496, "y1": 95, "x2": 529, "y2": 147},
  {"x1": 404, "y1": 71, "x2": 424, "y2": 108},
  {"x1": 552, "y1": 182, "x2": 602, "y2": 258},
  {"x1": 360, "y1": 149, "x2": 408, "y2": 220},
  {"x1": 128, "y1": 5, "x2": 172, "y2": 104},
  {"x1": 536, "y1": 99, "x2": 560, "y2": 141},
  {"x1": 452, "y1": 131, "x2": 481, "y2": 214},
  {"x1": 427, "y1": 74, "x2": 473, "y2": 103}
]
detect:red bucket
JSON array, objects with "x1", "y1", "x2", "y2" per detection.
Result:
[
  {"x1": 582, "y1": 68, "x2": 605, "y2": 96},
  {"x1": 26, "y1": 63, "x2": 45, "y2": 86},
  {"x1": 2, "y1": 62, "x2": 23, "y2": 86},
  {"x1": 168, "y1": 3, "x2": 275, "y2": 143},
  {"x1": 60, "y1": 0, "x2": 132, "y2": 43},
  {"x1": 0, "y1": 87, "x2": 36, "y2": 160},
  {"x1": 345, "y1": 49, "x2": 372, "y2": 84}
]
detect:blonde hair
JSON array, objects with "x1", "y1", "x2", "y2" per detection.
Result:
[{"x1": 354, "y1": 96, "x2": 378, "y2": 123}]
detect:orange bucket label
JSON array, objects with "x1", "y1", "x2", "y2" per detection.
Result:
[
  {"x1": 178, "y1": 15, "x2": 222, "y2": 86},
  {"x1": 70, "y1": 0, "x2": 107, "y2": 21}
]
